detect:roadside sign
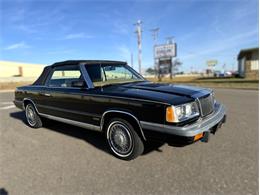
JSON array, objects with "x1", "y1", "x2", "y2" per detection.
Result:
[
  {"x1": 155, "y1": 43, "x2": 176, "y2": 59},
  {"x1": 207, "y1": 60, "x2": 218, "y2": 67}
]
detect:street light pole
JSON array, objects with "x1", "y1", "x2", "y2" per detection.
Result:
[{"x1": 166, "y1": 36, "x2": 174, "y2": 44}]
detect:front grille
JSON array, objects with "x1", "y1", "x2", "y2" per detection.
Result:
[{"x1": 198, "y1": 94, "x2": 214, "y2": 117}]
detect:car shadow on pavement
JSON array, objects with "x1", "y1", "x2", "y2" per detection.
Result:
[
  {"x1": 10, "y1": 111, "x2": 28, "y2": 124},
  {"x1": 0, "y1": 188, "x2": 8, "y2": 195},
  {"x1": 10, "y1": 111, "x2": 166, "y2": 156}
]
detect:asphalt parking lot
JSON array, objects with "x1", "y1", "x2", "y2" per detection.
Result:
[{"x1": 0, "y1": 89, "x2": 258, "y2": 195}]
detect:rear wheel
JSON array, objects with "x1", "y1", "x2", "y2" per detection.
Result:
[
  {"x1": 106, "y1": 118, "x2": 144, "y2": 160},
  {"x1": 25, "y1": 103, "x2": 42, "y2": 128}
]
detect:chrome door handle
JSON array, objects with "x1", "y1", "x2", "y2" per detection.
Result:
[{"x1": 43, "y1": 93, "x2": 51, "y2": 97}]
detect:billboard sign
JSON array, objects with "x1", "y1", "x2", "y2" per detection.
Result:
[
  {"x1": 155, "y1": 43, "x2": 176, "y2": 59},
  {"x1": 159, "y1": 58, "x2": 172, "y2": 74},
  {"x1": 207, "y1": 60, "x2": 218, "y2": 67}
]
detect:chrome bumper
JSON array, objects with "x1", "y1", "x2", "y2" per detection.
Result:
[
  {"x1": 13, "y1": 100, "x2": 23, "y2": 110},
  {"x1": 140, "y1": 103, "x2": 226, "y2": 137}
]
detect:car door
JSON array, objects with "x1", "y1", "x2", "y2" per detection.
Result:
[{"x1": 39, "y1": 64, "x2": 101, "y2": 127}]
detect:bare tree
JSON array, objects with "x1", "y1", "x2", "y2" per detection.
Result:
[{"x1": 170, "y1": 58, "x2": 182, "y2": 78}]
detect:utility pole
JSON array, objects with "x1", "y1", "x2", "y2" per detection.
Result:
[
  {"x1": 166, "y1": 36, "x2": 174, "y2": 44},
  {"x1": 150, "y1": 28, "x2": 159, "y2": 77},
  {"x1": 134, "y1": 20, "x2": 142, "y2": 74},
  {"x1": 223, "y1": 63, "x2": 226, "y2": 72},
  {"x1": 131, "y1": 52, "x2": 133, "y2": 68}
]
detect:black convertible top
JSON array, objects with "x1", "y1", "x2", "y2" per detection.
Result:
[
  {"x1": 51, "y1": 60, "x2": 126, "y2": 67},
  {"x1": 33, "y1": 60, "x2": 127, "y2": 85}
]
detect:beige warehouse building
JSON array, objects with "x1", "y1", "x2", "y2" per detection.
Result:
[
  {"x1": 0, "y1": 61, "x2": 45, "y2": 79},
  {"x1": 237, "y1": 48, "x2": 259, "y2": 79}
]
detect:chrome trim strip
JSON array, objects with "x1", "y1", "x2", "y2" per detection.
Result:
[
  {"x1": 89, "y1": 94, "x2": 170, "y2": 105},
  {"x1": 25, "y1": 85, "x2": 83, "y2": 90},
  {"x1": 23, "y1": 85, "x2": 82, "y2": 89},
  {"x1": 39, "y1": 113, "x2": 101, "y2": 132},
  {"x1": 195, "y1": 97, "x2": 203, "y2": 117},
  {"x1": 20, "y1": 87, "x2": 169, "y2": 105},
  {"x1": 54, "y1": 93, "x2": 170, "y2": 105},
  {"x1": 140, "y1": 103, "x2": 226, "y2": 137},
  {"x1": 13, "y1": 100, "x2": 23, "y2": 104},
  {"x1": 43, "y1": 86, "x2": 83, "y2": 90},
  {"x1": 37, "y1": 104, "x2": 101, "y2": 118},
  {"x1": 23, "y1": 98, "x2": 40, "y2": 113},
  {"x1": 23, "y1": 98, "x2": 101, "y2": 132},
  {"x1": 100, "y1": 110, "x2": 146, "y2": 141}
]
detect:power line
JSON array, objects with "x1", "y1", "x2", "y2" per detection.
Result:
[
  {"x1": 131, "y1": 52, "x2": 133, "y2": 68},
  {"x1": 150, "y1": 28, "x2": 159, "y2": 45}
]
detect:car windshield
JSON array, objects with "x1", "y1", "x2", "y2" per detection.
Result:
[{"x1": 85, "y1": 64, "x2": 144, "y2": 87}]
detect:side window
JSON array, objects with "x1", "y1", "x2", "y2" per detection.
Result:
[
  {"x1": 85, "y1": 64, "x2": 139, "y2": 87},
  {"x1": 103, "y1": 66, "x2": 136, "y2": 80},
  {"x1": 48, "y1": 66, "x2": 83, "y2": 88},
  {"x1": 85, "y1": 65, "x2": 105, "y2": 86}
]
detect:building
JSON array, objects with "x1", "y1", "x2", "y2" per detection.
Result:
[
  {"x1": 0, "y1": 61, "x2": 44, "y2": 79},
  {"x1": 237, "y1": 47, "x2": 259, "y2": 79}
]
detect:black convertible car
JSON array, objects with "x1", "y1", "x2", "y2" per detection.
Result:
[{"x1": 14, "y1": 60, "x2": 226, "y2": 160}]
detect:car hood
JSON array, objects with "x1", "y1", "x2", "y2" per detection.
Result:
[
  {"x1": 101, "y1": 81, "x2": 212, "y2": 105},
  {"x1": 123, "y1": 81, "x2": 211, "y2": 97}
]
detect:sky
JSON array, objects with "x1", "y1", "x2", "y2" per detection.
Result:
[{"x1": 0, "y1": 0, "x2": 259, "y2": 73}]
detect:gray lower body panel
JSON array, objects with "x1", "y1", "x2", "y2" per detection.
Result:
[{"x1": 39, "y1": 113, "x2": 101, "y2": 132}]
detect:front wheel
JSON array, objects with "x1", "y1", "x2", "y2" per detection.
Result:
[{"x1": 106, "y1": 118, "x2": 144, "y2": 160}]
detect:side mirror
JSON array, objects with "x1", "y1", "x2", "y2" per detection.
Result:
[{"x1": 71, "y1": 80, "x2": 86, "y2": 88}]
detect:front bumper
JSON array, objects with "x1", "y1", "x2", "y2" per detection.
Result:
[
  {"x1": 140, "y1": 103, "x2": 226, "y2": 138},
  {"x1": 13, "y1": 100, "x2": 23, "y2": 110}
]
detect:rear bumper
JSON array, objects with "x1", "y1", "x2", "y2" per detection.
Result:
[{"x1": 140, "y1": 103, "x2": 226, "y2": 138}]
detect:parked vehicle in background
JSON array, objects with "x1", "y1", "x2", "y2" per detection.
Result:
[
  {"x1": 214, "y1": 71, "x2": 223, "y2": 77},
  {"x1": 231, "y1": 71, "x2": 240, "y2": 78},
  {"x1": 224, "y1": 71, "x2": 232, "y2": 77},
  {"x1": 214, "y1": 70, "x2": 233, "y2": 78},
  {"x1": 13, "y1": 60, "x2": 226, "y2": 160}
]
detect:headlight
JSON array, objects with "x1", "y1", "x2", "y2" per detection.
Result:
[{"x1": 166, "y1": 102, "x2": 199, "y2": 123}]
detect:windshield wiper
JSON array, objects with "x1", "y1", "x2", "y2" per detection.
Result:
[{"x1": 100, "y1": 80, "x2": 145, "y2": 88}]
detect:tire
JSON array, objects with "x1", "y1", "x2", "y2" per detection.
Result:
[
  {"x1": 25, "y1": 103, "x2": 43, "y2": 128},
  {"x1": 106, "y1": 118, "x2": 144, "y2": 160}
]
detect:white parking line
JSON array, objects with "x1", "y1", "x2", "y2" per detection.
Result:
[
  {"x1": 1, "y1": 102, "x2": 13, "y2": 105},
  {"x1": 0, "y1": 105, "x2": 16, "y2": 110}
]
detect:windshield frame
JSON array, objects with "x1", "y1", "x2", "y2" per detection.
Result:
[{"x1": 84, "y1": 63, "x2": 146, "y2": 88}]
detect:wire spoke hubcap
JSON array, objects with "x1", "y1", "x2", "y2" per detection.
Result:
[
  {"x1": 26, "y1": 105, "x2": 36, "y2": 126},
  {"x1": 108, "y1": 122, "x2": 133, "y2": 156}
]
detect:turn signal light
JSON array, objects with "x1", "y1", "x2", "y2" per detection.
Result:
[
  {"x1": 166, "y1": 106, "x2": 175, "y2": 122},
  {"x1": 194, "y1": 133, "x2": 204, "y2": 141}
]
